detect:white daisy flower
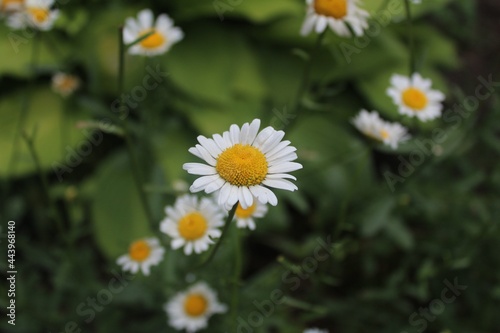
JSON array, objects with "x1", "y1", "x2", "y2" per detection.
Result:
[
  {"x1": 233, "y1": 198, "x2": 268, "y2": 230},
  {"x1": 116, "y1": 237, "x2": 165, "y2": 276},
  {"x1": 301, "y1": 0, "x2": 369, "y2": 37},
  {"x1": 160, "y1": 194, "x2": 225, "y2": 256},
  {"x1": 386, "y1": 73, "x2": 445, "y2": 122},
  {"x1": 51, "y1": 72, "x2": 80, "y2": 97},
  {"x1": 352, "y1": 109, "x2": 410, "y2": 149},
  {"x1": 304, "y1": 329, "x2": 329, "y2": 333},
  {"x1": 123, "y1": 8, "x2": 183, "y2": 57},
  {"x1": 7, "y1": 0, "x2": 59, "y2": 31},
  {"x1": 0, "y1": 0, "x2": 24, "y2": 14},
  {"x1": 165, "y1": 281, "x2": 227, "y2": 333},
  {"x1": 183, "y1": 119, "x2": 302, "y2": 211}
]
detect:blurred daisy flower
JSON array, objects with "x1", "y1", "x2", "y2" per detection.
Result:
[
  {"x1": 123, "y1": 8, "x2": 183, "y2": 57},
  {"x1": 51, "y1": 72, "x2": 80, "y2": 97},
  {"x1": 183, "y1": 119, "x2": 302, "y2": 211},
  {"x1": 301, "y1": 0, "x2": 369, "y2": 37},
  {"x1": 160, "y1": 194, "x2": 224, "y2": 255},
  {"x1": 386, "y1": 73, "x2": 445, "y2": 122},
  {"x1": 233, "y1": 199, "x2": 268, "y2": 230},
  {"x1": 352, "y1": 109, "x2": 410, "y2": 149},
  {"x1": 0, "y1": 0, "x2": 24, "y2": 14},
  {"x1": 7, "y1": 0, "x2": 59, "y2": 31},
  {"x1": 165, "y1": 282, "x2": 227, "y2": 333},
  {"x1": 411, "y1": 0, "x2": 421, "y2": 3},
  {"x1": 116, "y1": 237, "x2": 165, "y2": 276},
  {"x1": 304, "y1": 329, "x2": 329, "y2": 333}
]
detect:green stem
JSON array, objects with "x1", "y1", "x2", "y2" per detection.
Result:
[
  {"x1": 22, "y1": 129, "x2": 65, "y2": 236},
  {"x1": 117, "y1": 27, "x2": 156, "y2": 230},
  {"x1": 404, "y1": 0, "x2": 416, "y2": 75},
  {"x1": 196, "y1": 203, "x2": 238, "y2": 269},
  {"x1": 6, "y1": 31, "x2": 40, "y2": 179},
  {"x1": 287, "y1": 31, "x2": 327, "y2": 130},
  {"x1": 230, "y1": 226, "x2": 243, "y2": 331}
]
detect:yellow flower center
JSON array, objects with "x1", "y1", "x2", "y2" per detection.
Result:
[
  {"x1": 28, "y1": 7, "x2": 50, "y2": 23},
  {"x1": 236, "y1": 202, "x2": 257, "y2": 219},
  {"x1": 184, "y1": 294, "x2": 208, "y2": 317},
  {"x1": 402, "y1": 88, "x2": 428, "y2": 111},
  {"x1": 314, "y1": 0, "x2": 348, "y2": 19},
  {"x1": 178, "y1": 212, "x2": 208, "y2": 241},
  {"x1": 380, "y1": 130, "x2": 389, "y2": 140},
  {"x1": 139, "y1": 30, "x2": 166, "y2": 49},
  {"x1": 216, "y1": 144, "x2": 268, "y2": 187},
  {"x1": 128, "y1": 240, "x2": 151, "y2": 262}
]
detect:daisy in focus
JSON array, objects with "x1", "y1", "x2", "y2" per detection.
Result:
[
  {"x1": 352, "y1": 109, "x2": 410, "y2": 149},
  {"x1": 233, "y1": 198, "x2": 268, "y2": 230},
  {"x1": 301, "y1": 0, "x2": 369, "y2": 37},
  {"x1": 160, "y1": 194, "x2": 225, "y2": 255},
  {"x1": 183, "y1": 119, "x2": 302, "y2": 210},
  {"x1": 116, "y1": 237, "x2": 165, "y2": 276},
  {"x1": 304, "y1": 329, "x2": 329, "y2": 333},
  {"x1": 6, "y1": 0, "x2": 59, "y2": 31},
  {"x1": 51, "y1": 72, "x2": 80, "y2": 97},
  {"x1": 123, "y1": 8, "x2": 183, "y2": 57},
  {"x1": 386, "y1": 73, "x2": 445, "y2": 122},
  {"x1": 165, "y1": 281, "x2": 227, "y2": 333}
]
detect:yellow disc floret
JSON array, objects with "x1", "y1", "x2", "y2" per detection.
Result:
[
  {"x1": 28, "y1": 7, "x2": 50, "y2": 23},
  {"x1": 314, "y1": 0, "x2": 348, "y2": 19},
  {"x1": 216, "y1": 144, "x2": 268, "y2": 187},
  {"x1": 235, "y1": 202, "x2": 257, "y2": 219},
  {"x1": 184, "y1": 294, "x2": 208, "y2": 317},
  {"x1": 178, "y1": 212, "x2": 208, "y2": 241},
  {"x1": 129, "y1": 240, "x2": 151, "y2": 262},
  {"x1": 402, "y1": 87, "x2": 428, "y2": 111},
  {"x1": 140, "y1": 30, "x2": 166, "y2": 49}
]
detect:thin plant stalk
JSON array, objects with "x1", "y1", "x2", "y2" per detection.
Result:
[
  {"x1": 196, "y1": 203, "x2": 238, "y2": 269},
  {"x1": 230, "y1": 226, "x2": 243, "y2": 331},
  {"x1": 117, "y1": 27, "x2": 155, "y2": 229},
  {"x1": 288, "y1": 30, "x2": 327, "y2": 130},
  {"x1": 404, "y1": 0, "x2": 416, "y2": 75}
]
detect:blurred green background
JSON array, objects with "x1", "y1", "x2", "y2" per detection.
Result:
[{"x1": 1, "y1": 0, "x2": 499, "y2": 332}]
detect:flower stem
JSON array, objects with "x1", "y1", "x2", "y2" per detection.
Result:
[
  {"x1": 22, "y1": 129, "x2": 65, "y2": 236},
  {"x1": 288, "y1": 30, "x2": 327, "y2": 130},
  {"x1": 195, "y1": 203, "x2": 238, "y2": 269},
  {"x1": 404, "y1": 0, "x2": 416, "y2": 75},
  {"x1": 230, "y1": 226, "x2": 243, "y2": 331},
  {"x1": 6, "y1": 31, "x2": 40, "y2": 179},
  {"x1": 117, "y1": 27, "x2": 155, "y2": 230}
]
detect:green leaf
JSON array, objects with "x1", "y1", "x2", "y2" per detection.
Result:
[
  {"x1": 0, "y1": 87, "x2": 87, "y2": 177},
  {"x1": 90, "y1": 150, "x2": 152, "y2": 259}
]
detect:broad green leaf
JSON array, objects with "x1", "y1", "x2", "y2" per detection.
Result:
[
  {"x1": 91, "y1": 150, "x2": 152, "y2": 259},
  {"x1": 0, "y1": 87, "x2": 88, "y2": 177}
]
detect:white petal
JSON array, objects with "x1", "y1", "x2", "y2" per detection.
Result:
[
  {"x1": 191, "y1": 175, "x2": 221, "y2": 192},
  {"x1": 183, "y1": 163, "x2": 216, "y2": 175},
  {"x1": 268, "y1": 162, "x2": 303, "y2": 173},
  {"x1": 263, "y1": 178, "x2": 298, "y2": 191},
  {"x1": 197, "y1": 136, "x2": 222, "y2": 158}
]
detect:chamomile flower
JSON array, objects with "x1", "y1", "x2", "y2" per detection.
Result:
[
  {"x1": 304, "y1": 329, "x2": 329, "y2": 333},
  {"x1": 116, "y1": 237, "x2": 165, "y2": 276},
  {"x1": 165, "y1": 282, "x2": 227, "y2": 333},
  {"x1": 233, "y1": 199, "x2": 268, "y2": 230},
  {"x1": 183, "y1": 119, "x2": 302, "y2": 211},
  {"x1": 160, "y1": 195, "x2": 225, "y2": 256},
  {"x1": 352, "y1": 109, "x2": 410, "y2": 149},
  {"x1": 0, "y1": 0, "x2": 24, "y2": 14},
  {"x1": 386, "y1": 73, "x2": 445, "y2": 122},
  {"x1": 51, "y1": 72, "x2": 80, "y2": 97},
  {"x1": 7, "y1": 0, "x2": 59, "y2": 31},
  {"x1": 301, "y1": 0, "x2": 369, "y2": 37},
  {"x1": 123, "y1": 8, "x2": 183, "y2": 57}
]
